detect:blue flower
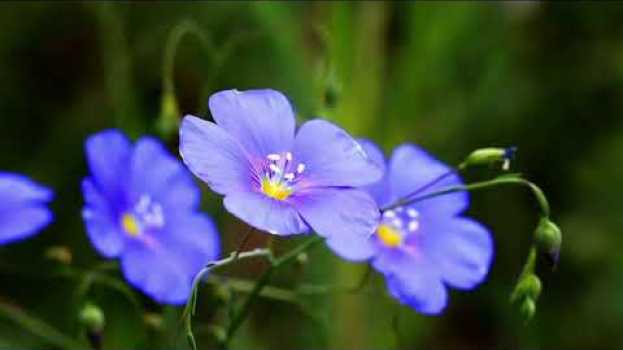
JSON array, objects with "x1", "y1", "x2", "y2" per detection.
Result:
[
  {"x1": 327, "y1": 141, "x2": 494, "y2": 315},
  {"x1": 180, "y1": 89, "x2": 383, "y2": 242},
  {"x1": 81, "y1": 130, "x2": 220, "y2": 304},
  {"x1": 0, "y1": 172, "x2": 53, "y2": 244}
]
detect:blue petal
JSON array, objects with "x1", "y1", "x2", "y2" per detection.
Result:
[
  {"x1": 324, "y1": 228, "x2": 376, "y2": 262},
  {"x1": 294, "y1": 187, "x2": 379, "y2": 256},
  {"x1": 131, "y1": 137, "x2": 199, "y2": 212},
  {"x1": 386, "y1": 265, "x2": 448, "y2": 315},
  {"x1": 82, "y1": 179, "x2": 125, "y2": 257},
  {"x1": 0, "y1": 172, "x2": 53, "y2": 206},
  {"x1": 388, "y1": 144, "x2": 468, "y2": 215},
  {"x1": 357, "y1": 139, "x2": 391, "y2": 207},
  {"x1": 85, "y1": 130, "x2": 132, "y2": 203},
  {"x1": 293, "y1": 120, "x2": 383, "y2": 188},
  {"x1": 120, "y1": 213, "x2": 220, "y2": 304},
  {"x1": 223, "y1": 191, "x2": 308, "y2": 235},
  {"x1": 0, "y1": 205, "x2": 52, "y2": 244},
  {"x1": 209, "y1": 89, "x2": 296, "y2": 157},
  {"x1": 422, "y1": 217, "x2": 493, "y2": 290},
  {"x1": 180, "y1": 115, "x2": 254, "y2": 195},
  {"x1": 0, "y1": 173, "x2": 53, "y2": 244}
]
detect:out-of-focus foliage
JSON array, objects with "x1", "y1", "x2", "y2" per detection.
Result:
[{"x1": 0, "y1": 1, "x2": 622, "y2": 349}]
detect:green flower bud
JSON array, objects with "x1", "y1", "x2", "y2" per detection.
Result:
[
  {"x1": 520, "y1": 297, "x2": 536, "y2": 321},
  {"x1": 296, "y1": 252, "x2": 308, "y2": 265},
  {"x1": 44, "y1": 246, "x2": 72, "y2": 265},
  {"x1": 512, "y1": 274, "x2": 542, "y2": 302},
  {"x1": 157, "y1": 91, "x2": 180, "y2": 138},
  {"x1": 463, "y1": 147, "x2": 517, "y2": 169},
  {"x1": 535, "y1": 217, "x2": 562, "y2": 265},
  {"x1": 79, "y1": 303, "x2": 105, "y2": 333}
]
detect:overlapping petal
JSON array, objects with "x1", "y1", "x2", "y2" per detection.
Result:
[
  {"x1": 389, "y1": 144, "x2": 468, "y2": 215},
  {"x1": 82, "y1": 179, "x2": 125, "y2": 257},
  {"x1": 422, "y1": 217, "x2": 493, "y2": 290},
  {"x1": 357, "y1": 139, "x2": 391, "y2": 207},
  {"x1": 85, "y1": 130, "x2": 131, "y2": 202},
  {"x1": 293, "y1": 120, "x2": 383, "y2": 188},
  {"x1": 294, "y1": 187, "x2": 379, "y2": 246},
  {"x1": 132, "y1": 137, "x2": 199, "y2": 212},
  {"x1": 223, "y1": 191, "x2": 308, "y2": 235},
  {"x1": 209, "y1": 89, "x2": 296, "y2": 157},
  {"x1": 180, "y1": 115, "x2": 254, "y2": 195},
  {"x1": 386, "y1": 263, "x2": 448, "y2": 315}
]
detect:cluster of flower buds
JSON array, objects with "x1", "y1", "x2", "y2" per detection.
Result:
[{"x1": 511, "y1": 272, "x2": 542, "y2": 321}]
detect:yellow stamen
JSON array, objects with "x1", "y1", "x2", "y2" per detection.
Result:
[
  {"x1": 261, "y1": 178, "x2": 292, "y2": 201},
  {"x1": 121, "y1": 213, "x2": 140, "y2": 236},
  {"x1": 377, "y1": 224, "x2": 403, "y2": 247}
]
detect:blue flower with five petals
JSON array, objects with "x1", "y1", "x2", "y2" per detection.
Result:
[
  {"x1": 180, "y1": 89, "x2": 383, "y2": 243},
  {"x1": 81, "y1": 130, "x2": 220, "y2": 304},
  {"x1": 0, "y1": 172, "x2": 53, "y2": 244},
  {"x1": 327, "y1": 140, "x2": 494, "y2": 315}
]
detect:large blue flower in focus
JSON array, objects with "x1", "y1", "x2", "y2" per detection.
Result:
[
  {"x1": 81, "y1": 130, "x2": 220, "y2": 304},
  {"x1": 0, "y1": 173, "x2": 53, "y2": 244},
  {"x1": 180, "y1": 89, "x2": 383, "y2": 243},
  {"x1": 328, "y1": 141, "x2": 494, "y2": 315}
]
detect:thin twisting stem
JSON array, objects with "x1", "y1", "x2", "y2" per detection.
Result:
[
  {"x1": 221, "y1": 236, "x2": 323, "y2": 347},
  {"x1": 183, "y1": 248, "x2": 274, "y2": 350},
  {"x1": 383, "y1": 175, "x2": 550, "y2": 217},
  {"x1": 0, "y1": 302, "x2": 85, "y2": 350}
]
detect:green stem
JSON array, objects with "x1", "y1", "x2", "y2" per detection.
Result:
[
  {"x1": 183, "y1": 248, "x2": 274, "y2": 350},
  {"x1": 384, "y1": 174, "x2": 550, "y2": 217},
  {"x1": 221, "y1": 236, "x2": 323, "y2": 347},
  {"x1": 0, "y1": 302, "x2": 84, "y2": 350}
]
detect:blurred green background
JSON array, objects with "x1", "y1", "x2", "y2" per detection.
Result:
[{"x1": 1, "y1": 1, "x2": 622, "y2": 349}]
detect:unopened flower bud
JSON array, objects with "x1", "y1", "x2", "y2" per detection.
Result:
[
  {"x1": 535, "y1": 217, "x2": 562, "y2": 265},
  {"x1": 520, "y1": 297, "x2": 536, "y2": 321},
  {"x1": 512, "y1": 274, "x2": 542, "y2": 302},
  {"x1": 157, "y1": 91, "x2": 180, "y2": 138},
  {"x1": 463, "y1": 147, "x2": 517, "y2": 169},
  {"x1": 79, "y1": 303, "x2": 105, "y2": 333},
  {"x1": 44, "y1": 246, "x2": 72, "y2": 265},
  {"x1": 143, "y1": 312, "x2": 163, "y2": 330},
  {"x1": 296, "y1": 252, "x2": 308, "y2": 265}
]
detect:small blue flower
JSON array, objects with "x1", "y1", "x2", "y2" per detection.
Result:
[
  {"x1": 0, "y1": 172, "x2": 53, "y2": 244},
  {"x1": 180, "y1": 89, "x2": 383, "y2": 242},
  {"x1": 326, "y1": 140, "x2": 494, "y2": 315},
  {"x1": 82, "y1": 130, "x2": 220, "y2": 304}
]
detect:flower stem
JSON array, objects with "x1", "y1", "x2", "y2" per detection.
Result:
[
  {"x1": 0, "y1": 301, "x2": 85, "y2": 350},
  {"x1": 384, "y1": 174, "x2": 550, "y2": 217},
  {"x1": 183, "y1": 248, "x2": 274, "y2": 350},
  {"x1": 220, "y1": 236, "x2": 323, "y2": 348}
]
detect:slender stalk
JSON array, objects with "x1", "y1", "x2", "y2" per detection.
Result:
[
  {"x1": 221, "y1": 236, "x2": 323, "y2": 347},
  {"x1": 0, "y1": 302, "x2": 84, "y2": 350},
  {"x1": 383, "y1": 174, "x2": 550, "y2": 217},
  {"x1": 183, "y1": 248, "x2": 274, "y2": 350}
]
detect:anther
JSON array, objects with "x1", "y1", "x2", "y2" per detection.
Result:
[
  {"x1": 408, "y1": 221, "x2": 419, "y2": 232},
  {"x1": 296, "y1": 163, "x2": 306, "y2": 174},
  {"x1": 383, "y1": 210, "x2": 396, "y2": 219},
  {"x1": 267, "y1": 153, "x2": 281, "y2": 161},
  {"x1": 285, "y1": 152, "x2": 293, "y2": 161},
  {"x1": 407, "y1": 208, "x2": 419, "y2": 218}
]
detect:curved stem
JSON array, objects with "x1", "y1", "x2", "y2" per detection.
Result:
[
  {"x1": 383, "y1": 174, "x2": 550, "y2": 217},
  {"x1": 183, "y1": 248, "x2": 274, "y2": 350},
  {"x1": 221, "y1": 236, "x2": 323, "y2": 347},
  {"x1": 0, "y1": 302, "x2": 85, "y2": 350}
]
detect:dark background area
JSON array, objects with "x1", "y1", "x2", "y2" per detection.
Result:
[{"x1": 0, "y1": 2, "x2": 622, "y2": 349}]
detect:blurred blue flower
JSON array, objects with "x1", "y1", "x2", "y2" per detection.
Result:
[
  {"x1": 327, "y1": 141, "x2": 494, "y2": 315},
  {"x1": 82, "y1": 130, "x2": 220, "y2": 304},
  {"x1": 180, "y1": 89, "x2": 382, "y2": 242},
  {"x1": 0, "y1": 173, "x2": 53, "y2": 244}
]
